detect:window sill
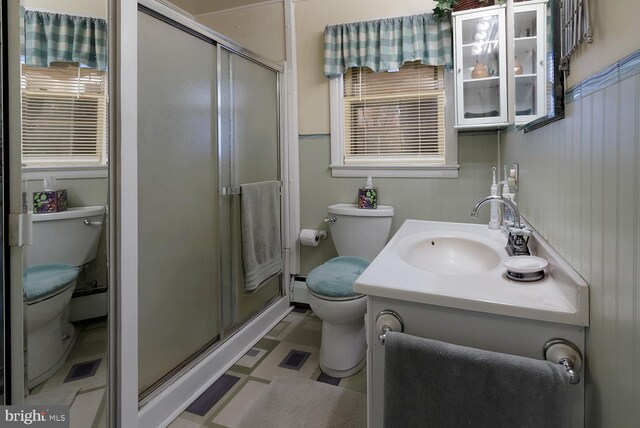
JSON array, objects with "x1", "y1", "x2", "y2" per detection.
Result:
[
  {"x1": 22, "y1": 165, "x2": 108, "y2": 180},
  {"x1": 330, "y1": 164, "x2": 460, "y2": 178}
]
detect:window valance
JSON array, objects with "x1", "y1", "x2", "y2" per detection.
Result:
[
  {"x1": 23, "y1": 10, "x2": 108, "y2": 71},
  {"x1": 323, "y1": 13, "x2": 452, "y2": 77}
]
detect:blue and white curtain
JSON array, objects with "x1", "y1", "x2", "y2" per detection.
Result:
[
  {"x1": 324, "y1": 13, "x2": 452, "y2": 77},
  {"x1": 22, "y1": 10, "x2": 108, "y2": 71}
]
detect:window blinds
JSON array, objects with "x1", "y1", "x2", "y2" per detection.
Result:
[
  {"x1": 21, "y1": 64, "x2": 108, "y2": 166},
  {"x1": 342, "y1": 62, "x2": 445, "y2": 165}
]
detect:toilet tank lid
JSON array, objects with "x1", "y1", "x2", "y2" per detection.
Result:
[
  {"x1": 30, "y1": 205, "x2": 105, "y2": 222},
  {"x1": 328, "y1": 203, "x2": 394, "y2": 217}
]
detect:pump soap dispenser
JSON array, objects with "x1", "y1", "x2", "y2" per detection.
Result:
[{"x1": 358, "y1": 176, "x2": 377, "y2": 209}]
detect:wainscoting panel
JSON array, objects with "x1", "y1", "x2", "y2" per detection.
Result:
[{"x1": 502, "y1": 74, "x2": 640, "y2": 427}]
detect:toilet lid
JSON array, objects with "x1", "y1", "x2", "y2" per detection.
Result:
[
  {"x1": 24, "y1": 264, "x2": 79, "y2": 303},
  {"x1": 306, "y1": 256, "x2": 370, "y2": 298}
]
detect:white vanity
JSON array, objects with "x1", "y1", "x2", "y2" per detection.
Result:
[{"x1": 354, "y1": 219, "x2": 589, "y2": 427}]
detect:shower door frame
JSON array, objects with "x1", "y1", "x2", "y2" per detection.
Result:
[{"x1": 133, "y1": 1, "x2": 293, "y2": 427}]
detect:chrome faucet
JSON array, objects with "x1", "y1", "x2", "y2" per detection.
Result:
[{"x1": 470, "y1": 195, "x2": 531, "y2": 256}]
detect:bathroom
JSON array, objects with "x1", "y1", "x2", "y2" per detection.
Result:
[{"x1": 0, "y1": 0, "x2": 638, "y2": 426}]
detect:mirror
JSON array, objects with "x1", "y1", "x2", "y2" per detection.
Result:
[
  {"x1": 521, "y1": 0, "x2": 564, "y2": 131},
  {"x1": 19, "y1": 0, "x2": 109, "y2": 425}
]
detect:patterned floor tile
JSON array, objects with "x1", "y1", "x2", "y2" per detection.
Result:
[
  {"x1": 211, "y1": 379, "x2": 270, "y2": 427},
  {"x1": 186, "y1": 374, "x2": 241, "y2": 416},
  {"x1": 173, "y1": 309, "x2": 368, "y2": 428},
  {"x1": 250, "y1": 341, "x2": 320, "y2": 381}
]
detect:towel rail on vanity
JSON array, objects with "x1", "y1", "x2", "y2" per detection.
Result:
[{"x1": 376, "y1": 310, "x2": 583, "y2": 386}]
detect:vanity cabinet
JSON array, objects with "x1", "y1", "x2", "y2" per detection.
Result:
[
  {"x1": 365, "y1": 296, "x2": 585, "y2": 428},
  {"x1": 453, "y1": 1, "x2": 547, "y2": 128}
]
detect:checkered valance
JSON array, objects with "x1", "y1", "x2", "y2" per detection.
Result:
[
  {"x1": 23, "y1": 10, "x2": 108, "y2": 71},
  {"x1": 323, "y1": 13, "x2": 452, "y2": 77}
]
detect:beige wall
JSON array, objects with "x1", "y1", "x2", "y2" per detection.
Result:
[
  {"x1": 567, "y1": 0, "x2": 639, "y2": 88},
  {"x1": 23, "y1": 0, "x2": 107, "y2": 18},
  {"x1": 295, "y1": 0, "x2": 434, "y2": 134},
  {"x1": 196, "y1": 2, "x2": 286, "y2": 63}
]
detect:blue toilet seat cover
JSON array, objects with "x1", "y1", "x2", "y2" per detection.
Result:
[
  {"x1": 24, "y1": 264, "x2": 79, "y2": 303},
  {"x1": 306, "y1": 256, "x2": 370, "y2": 298}
]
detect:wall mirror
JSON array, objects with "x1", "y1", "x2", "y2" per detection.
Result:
[
  {"x1": 520, "y1": 0, "x2": 564, "y2": 131},
  {"x1": 17, "y1": 0, "x2": 109, "y2": 425}
]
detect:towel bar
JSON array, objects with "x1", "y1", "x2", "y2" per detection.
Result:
[
  {"x1": 543, "y1": 338, "x2": 583, "y2": 384},
  {"x1": 375, "y1": 310, "x2": 404, "y2": 345}
]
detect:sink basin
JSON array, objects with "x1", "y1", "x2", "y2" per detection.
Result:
[{"x1": 396, "y1": 231, "x2": 503, "y2": 275}]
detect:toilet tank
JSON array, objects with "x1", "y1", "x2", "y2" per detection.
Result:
[
  {"x1": 25, "y1": 206, "x2": 106, "y2": 268},
  {"x1": 328, "y1": 203, "x2": 394, "y2": 261}
]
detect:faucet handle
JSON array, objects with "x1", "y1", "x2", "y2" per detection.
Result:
[{"x1": 509, "y1": 227, "x2": 532, "y2": 236}]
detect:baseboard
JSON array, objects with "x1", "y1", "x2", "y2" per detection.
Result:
[
  {"x1": 138, "y1": 297, "x2": 292, "y2": 428},
  {"x1": 291, "y1": 276, "x2": 309, "y2": 304},
  {"x1": 70, "y1": 291, "x2": 108, "y2": 322}
]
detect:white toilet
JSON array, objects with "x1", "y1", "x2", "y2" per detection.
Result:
[
  {"x1": 306, "y1": 203, "x2": 393, "y2": 378},
  {"x1": 24, "y1": 205, "x2": 105, "y2": 388}
]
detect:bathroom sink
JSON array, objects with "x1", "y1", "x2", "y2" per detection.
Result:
[
  {"x1": 353, "y1": 219, "x2": 590, "y2": 326},
  {"x1": 396, "y1": 231, "x2": 502, "y2": 275}
]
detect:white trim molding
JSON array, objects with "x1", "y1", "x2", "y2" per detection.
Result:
[
  {"x1": 194, "y1": 0, "x2": 283, "y2": 18},
  {"x1": 22, "y1": 166, "x2": 108, "y2": 180},
  {"x1": 328, "y1": 69, "x2": 459, "y2": 179}
]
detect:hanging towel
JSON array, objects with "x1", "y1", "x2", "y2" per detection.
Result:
[
  {"x1": 383, "y1": 332, "x2": 571, "y2": 428},
  {"x1": 240, "y1": 180, "x2": 282, "y2": 292}
]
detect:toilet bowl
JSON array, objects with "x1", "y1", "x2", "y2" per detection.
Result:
[
  {"x1": 24, "y1": 264, "x2": 79, "y2": 387},
  {"x1": 306, "y1": 204, "x2": 393, "y2": 378},
  {"x1": 25, "y1": 206, "x2": 105, "y2": 388}
]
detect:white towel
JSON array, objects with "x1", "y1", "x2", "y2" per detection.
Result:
[{"x1": 240, "y1": 181, "x2": 282, "y2": 292}]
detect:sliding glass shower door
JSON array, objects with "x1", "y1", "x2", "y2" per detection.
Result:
[
  {"x1": 137, "y1": 10, "x2": 283, "y2": 398},
  {"x1": 137, "y1": 11, "x2": 220, "y2": 395},
  {"x1": 218, "y1": 47, "x2": 282, "y2": 333}
]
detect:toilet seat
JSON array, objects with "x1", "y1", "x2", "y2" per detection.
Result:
[
  {"x1": 306, "y1": 256, "x2": 370, "y2": 299},
  {"x1": 24, "y1": 264, "x2": 79, "y2": 304}
]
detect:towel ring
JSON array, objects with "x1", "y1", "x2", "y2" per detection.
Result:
[
  {"x1": 543, "y1": 338, "x2": 583, "y2": 384},
  {"x1": 376, "y1": 310, "x2": 404, "y2": 345}
]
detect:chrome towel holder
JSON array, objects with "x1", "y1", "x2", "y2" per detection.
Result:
[
  {"x1": 375, "y1": 310, "x2": 404, "y2": 345},
  {"x1": 543, "y1": 338, "x2": 583, "y2": 385}
]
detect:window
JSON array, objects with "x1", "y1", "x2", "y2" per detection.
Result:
[
  {"x1": 330, "y1": 61, "x2": 458, "y2": 178},
  {"x1": 21, "y1": 64, "x2": 108, "y2": 167}
]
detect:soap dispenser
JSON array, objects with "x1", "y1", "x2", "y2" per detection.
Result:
[{"x1": 488, "y1": 167, "x2": 500, "y2": 229}]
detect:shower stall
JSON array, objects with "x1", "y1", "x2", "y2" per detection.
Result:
[{"x1": 136, "y1": 2, "x2": 286, "y2": 413}]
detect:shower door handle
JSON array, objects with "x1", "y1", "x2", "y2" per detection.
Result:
[{"x1": 220, "y1": 186, "x2": 241, "y2": 196}]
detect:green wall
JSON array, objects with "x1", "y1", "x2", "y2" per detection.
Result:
[{"x1": 298, "y1": 133, "x2": 497, "y2": 275}]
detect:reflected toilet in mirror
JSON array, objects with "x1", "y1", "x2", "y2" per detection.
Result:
[{"x1": 24, "y1": 206, "x2": 105, "y2": 388}]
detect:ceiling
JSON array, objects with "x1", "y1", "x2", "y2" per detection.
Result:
[{"x1": 168, "y1": 0, "x2": 280, "y2": 16}]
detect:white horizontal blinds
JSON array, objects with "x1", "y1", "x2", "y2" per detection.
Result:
[
  {"x1": 343, "y1": 61, "x2": 445, "y2": 166},
  {"x1": 21, "y1": 64, "x2": 108, "y2": 166}
]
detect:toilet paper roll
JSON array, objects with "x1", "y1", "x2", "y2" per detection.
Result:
[{"x1": 299, "y1": 229, "x2": 327, "y2": 247}]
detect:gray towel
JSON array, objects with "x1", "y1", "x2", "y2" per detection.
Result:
[
  {"x1": 384, "y1": 332, "x2": 570, "y2": 428},
  {"x1": 240, "y1": 181, "x2": 282, "y2": 292}
]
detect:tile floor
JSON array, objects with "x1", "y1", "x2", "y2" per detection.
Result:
[
  {"x1": 169, "y1": 307, "x2": 367, "y2": 428},
  {"x1": 29, "y1": 318, "x2": 108, "y2": 428}
]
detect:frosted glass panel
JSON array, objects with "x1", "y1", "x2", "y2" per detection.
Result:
[
  {"x1": 137, "y1": 12, "x2": 219, "y2": 394},
  {"x1": 218, "y1": 49, "x2": 281, "y2": 331}
]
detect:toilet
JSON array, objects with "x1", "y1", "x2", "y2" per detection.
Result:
[
  {"x1": 306, "y1": 203, "x2": 394, "y2": 378},
  {"x1": 24, "y1": 205, "x2": 105, "y2": 388}
]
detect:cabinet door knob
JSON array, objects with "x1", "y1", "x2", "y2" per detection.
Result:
[
  {"x1": 457, "y1": 68, "x2": 462, "y2": 73},
  {"x1": 539, "y1": 60, "x2": 544, "y2": 66}
]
